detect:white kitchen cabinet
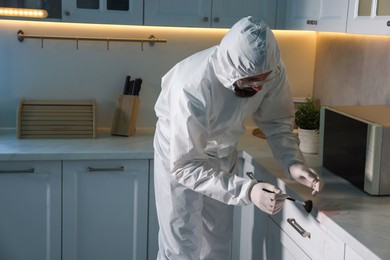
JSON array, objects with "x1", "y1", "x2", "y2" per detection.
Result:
[
  {"x1": 62, "y1": 0, "x2": 143, "y2": 25},
  {"x1": 237, "y1": 154, "x2": 345, "y2": 260},
  {"x1": 144, "y1": 0, "x2": 277, "y2": 28},
  {"x1": 284, "y1": 0, "x2": 349, "y2": 32},
  {"x1": 62, "y1": 159, "x2": 149, "y2": 260},
  {"x1": 0, "y1": 161, "x2": 62, "y2": 260},
  {"x1": 347, "y1": 0, "x2": 390, "y2": 35}
]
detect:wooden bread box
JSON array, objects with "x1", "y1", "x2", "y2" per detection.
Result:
[{"x1": 17, "y1": 100, "x2": 96, "y2": 139}]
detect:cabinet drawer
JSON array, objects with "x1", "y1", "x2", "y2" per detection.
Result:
[
  {"x1": 269, "y1": 199, "x2": 344, "y2": 259},
  {"x1": 267, "y1": 215, "x2": 310, "y2": 260}
]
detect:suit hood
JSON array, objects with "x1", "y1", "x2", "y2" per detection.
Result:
[{"x1": 212, "y1": 16, "x2": 281, "y2": 91}]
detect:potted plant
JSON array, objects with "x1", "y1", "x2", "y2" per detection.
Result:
[{"x1": 295, "y1": 97, "x2": 320, "y2": 154}]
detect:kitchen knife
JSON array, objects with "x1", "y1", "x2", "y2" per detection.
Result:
[
  {"x1": 123, "y1": 75, "x2": 131, "y2": 95},
  {"x1": 129, "y1": 80, "x2": 136, "y2": 95},
  {"x1": 133, "y1": 78, "x2": 143, "y2": 96}
]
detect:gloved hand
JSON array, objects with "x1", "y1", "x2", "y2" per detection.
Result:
[
  {"x1": 289, "y1": 163, "x2": 324, "y2": 195},
  {"x1": 250, "y1": 182, "x2": 289, "y2": 215}
]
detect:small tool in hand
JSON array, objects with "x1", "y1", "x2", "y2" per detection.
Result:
[{"x1": 246, "y1": 172, "x2": 313, "y2": 213}]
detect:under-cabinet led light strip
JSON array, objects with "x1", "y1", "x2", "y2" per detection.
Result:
[{"x1": 0, "y1": 7, "x2": 47, "y2": 18}]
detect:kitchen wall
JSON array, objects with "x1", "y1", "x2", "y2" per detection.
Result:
[
  {"x1": 0, "y1": 19, "x2": 316, "y2": 129},
  {"x1": 314, "y1": 32, "x2": 390, "y2": 106}
]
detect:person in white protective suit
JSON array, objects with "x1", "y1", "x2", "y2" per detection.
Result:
[{"x1": 153, "y1": 16, "x2": 324, "y2": 260}]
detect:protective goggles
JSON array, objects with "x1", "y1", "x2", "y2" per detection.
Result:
[{"x1": 235, "y1": 66, "x2": 281, "y2": 89}]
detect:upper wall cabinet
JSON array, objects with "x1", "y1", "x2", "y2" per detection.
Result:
[
  {"x1": 144, "y1": 0, "x2": 277, "y2": 28},
  {"x1": 284, "y1": 0, "x2": 349, "y2": 32},
  {"x1": 62, "y1": 0, "x2": 143, "y2": 24},
  {"x1": 347, "y1": 0, "x2": 390, "y2": 35}
]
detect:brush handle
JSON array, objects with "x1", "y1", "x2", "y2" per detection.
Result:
[
  {"x1": 262, "y1": 187, "x2": 291, "y2": 198},
  {"x1": 262, "y1": 188, "x2": 303, "y2": 204}
]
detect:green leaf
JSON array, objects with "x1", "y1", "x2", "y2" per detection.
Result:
[{"x1": 295, "y1": 97, "x2": 320, "y2": 130}]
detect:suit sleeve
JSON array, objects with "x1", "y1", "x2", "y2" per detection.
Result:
[
  {"x1": 252, "y1": 63, "x2": 305, "y2": 178},
  {"x1": 168, "y1": 86, "x2": 256, "y2": 206}
]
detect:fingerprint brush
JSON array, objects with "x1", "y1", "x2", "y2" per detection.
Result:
[{"x1": 246, "y1": 172, "x2": 313, "y2": 213}]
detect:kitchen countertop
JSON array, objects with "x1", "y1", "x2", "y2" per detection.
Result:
[
  {"x1": 0, "y1": 128, "x2": 154, "y2": 161},
  {"x1": 1, "y1": 128, "x2": 389, "y2": 259}
]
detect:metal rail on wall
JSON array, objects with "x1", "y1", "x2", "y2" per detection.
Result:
[{"x1": 17, "y1": 30, "x2": 167, "y2": 50}]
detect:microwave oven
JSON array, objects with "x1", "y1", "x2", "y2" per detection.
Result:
[{"x1": 319, "y1": 105, "x2": 390, "y2": 195}]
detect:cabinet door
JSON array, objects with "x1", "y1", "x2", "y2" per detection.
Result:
[
  {"x1": 144, "y1": 0, "x2": 211, "y2": 27},
  {"x1": 285, "y1": 0, "x2": 321, "y2": 30},
  {"x1": 347, "y1": 0, "x2": 390, "y2": 35},
  {"x1": 145, "y1": 0, "x2": 277, "y2": 28},
  {"x1": 211, "y1": 0, "x2": 277, "y2": 28},
  {"x1": 317, "y1": 0, "x2": 349, "y2": 32},
  {"x1": 62, "y1": 159, "x2": 149, "y2": 260},
  {"x1": 0, "y1": 161, "x2": 62, "y2": 260},
  {"x1": 285, "y1": 0, "x2": 349, "y2": 32},
  {"x1": 62, "y1": 0, "x2": 143, "y2": 25}
]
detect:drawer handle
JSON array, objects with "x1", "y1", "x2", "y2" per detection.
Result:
[
  {"x1": 287, "y1": 218, "x2": 311, "y2": 238},
  {"x1": 0, "y1": 168, "x2": 35, "y2": 174},
  {"x1": 87, "y1": 166, "x2": 125, "y2": 172}
]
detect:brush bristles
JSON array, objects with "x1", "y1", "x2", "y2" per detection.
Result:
[{"x1": 304, "y1": 200, "x2": 313, "y2": 213}]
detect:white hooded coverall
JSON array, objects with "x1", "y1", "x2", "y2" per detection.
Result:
[{"x1": 153, "y1": 16, "x2": 304, "y2": 259}]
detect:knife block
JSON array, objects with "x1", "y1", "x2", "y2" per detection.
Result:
[{"x1": 111, "y1": 95, "x2": 140, "y2": 137}]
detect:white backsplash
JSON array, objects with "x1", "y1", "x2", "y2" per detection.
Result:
[
  {"x1": 314, "y1": 32, "x2": 390, "y2": 106},
  {"x1": 0, "y1": 20, "x2": 316, "y2": 129}
]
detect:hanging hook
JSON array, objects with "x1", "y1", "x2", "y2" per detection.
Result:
[
  {"x1": 141, "y1": 41, "x2": 144, "y2": 51},
  {"x1": 17, "y1": 30, "x2": 25, "y2": 42},
  {"x1": 149, "y1": 35, "x2": 156, "y2": 47},
  {"x1": 107, "y1": 38, "x2": 110, "y2": 50},
  {"x1": 76, "y1": 38, "x2": 79, "y2": 50},
  {"x1": 41, "y1": 36, "x2": 44, "y2": 48}
]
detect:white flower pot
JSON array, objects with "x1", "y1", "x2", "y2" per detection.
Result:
[{"x1": 298, "y1": 128, "x2": 319, "y2": 154}]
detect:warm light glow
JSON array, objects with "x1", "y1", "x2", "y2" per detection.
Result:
[{"x1": 0, "y1": 7, "x2": 48, "y2": 18}]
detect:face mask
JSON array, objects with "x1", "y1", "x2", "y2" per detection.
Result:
[{"x1": 234, "y1": 85, "x2": 258, "y2": 97}]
